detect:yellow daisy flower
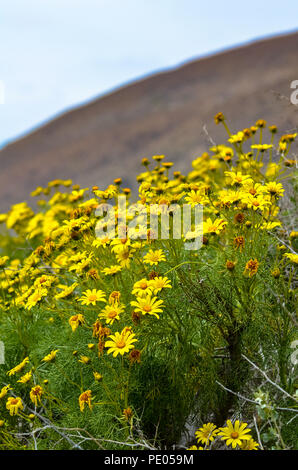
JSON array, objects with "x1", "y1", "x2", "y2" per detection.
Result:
[
  {"x1": 240, "y1": 438, "x2": 259, "y2": 450},
  {"x1": 17, "y1": 371, "x2": 32, "y2": 384},
  {"x1": 105, "y1": 327, "x2": 138, "y2": 357},
  {"x1": 143, "y1": 249, "x2": 166, "y2": 265},
  {"x1": 78, "y1": 289, "x2": 106, "y2": 306},
  {"x1": 185, "y1": 190, "x2": 207, "y2": 206},
  {"x1": 7, "y1": 357, "x2": 29, "y2": 376},
  {"x1": 195, "y1": 422, "x2": 218, "y2": 445},
  {"x1": 149, "y1": 276, "x2": 172, "y2": 294},
  {"x1": 203, "y1": 217, "x2": 226, "y2": 235},
  {"x1": 284, "y1": 253, "x2": 298, "y2": 264},
  {"x1": 131, "y1": 295, "x2": 164, "y2": 319},
  {"x1": 101, "y1": 265, "x2": 122, "y2": 276},
  {"x1": 0, "y1": 385, "x2": 12, "y2": 399},
  {"x1": 55, "y1": 283, "x2": 78, "y2": 299},
  {"x1": 42, "y1": 349, "x2": 59, "y2": 362},
  {"x1": 132, "y1": 279, "x2": 153, "y2": 297},
  {"x1": 6, "y1": 397, "x2": 23, "y2": 416},
  {"x1": 68, "y1": 314, "x2": 85, "y2": 332},
  {"x1": 79, "y1": 390, "x2": 92, "y2": 412},
  {"x1": 218, "y1": 420, "x2": 252, "y2": 448},
  {"x1": 98, "y1": 302, "x2": 124, "y2": 325},
  {"x1": 30, "y1": 385, "x2": 43, "y2": 406}
]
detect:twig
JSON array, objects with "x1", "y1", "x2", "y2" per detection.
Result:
[
  {"x1": 216, "y1": 380, "x2": 298, "y2": 413},
  {"x1": 241, "y1": 355, "x2": 298, "y2": 403},
  {"x1": 253, "y1": 415, "x2": 264, "y2": 450}
]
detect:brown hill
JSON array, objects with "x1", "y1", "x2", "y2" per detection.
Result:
[{"x1": 1, "y1": 31, "x2": 298, "y2": 211}]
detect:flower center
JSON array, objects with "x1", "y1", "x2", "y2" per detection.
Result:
[
  {"x1": 88, "y1": 294, "x2": 97, "y2": 302},
  {"x1": 140, "y1": 282, "x2": 148, "y2": 289},
  {"x1": 143, "y1": 305, "x2": 152, "y2": 313},
  {"x1": 231, "y1": 432, "x2": 239, "y2": 439},
  {"x1": 116, "y1": 339, "x2": 126, "y2": 348},
  {"x1": 108, "y1": 311, "x2": 117, "y2": 318}
]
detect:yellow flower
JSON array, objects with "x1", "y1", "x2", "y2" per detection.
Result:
[
  {"x1": 78, "y1": 355, "x2": 91, "y2": 364},
  {"x1": 143, "y1": 249, "x2": 166, "y2": 265},
  {"x1": 214, "y1": 112, "x2": 225, "y2": 124},
  {"x1": 55, "y1": 282, "x2": 78, "y2": 299},
  {"x1": 101, "y1": 265, "x2": 122, "y2": 276},
  {"x1": 203, "y1": 217, "x2": 226, "y2": 235},
  {"x1": 244, "y1": 259, "x2": 259, "y2": 277},
  {"x1": 42, "y1": 349, "x2": 59, "y2": 362},
  {"x1": 224, "y1": 171, "x2": 253, "y2": 186},
  {"x1": 284, "y1": 253, "x2": 298, "y2": 264},
  {"x1": 195, "y1": 423, "x2": 218, "y2": 445},
  {"x1": 123, "y1": 407, "x2": 133, "y2": 421},
  {"x1": 243, "y1": 194, "x2": 271, "y2": 211},
  {"x1": 93, "y1": 236, "x2": 111, "y2": 248},
  {"x1": 234, "y1": 236, "x2": 245, "y2": 252},
  {"x1": 0, "y1": 256, "x2": 9, "y2": 268},
  {"x1": 79, "y1": 390, "x2": 92, "y2": 412},
  {"x1": 26, "y1": 288, "x2": 48, "y2": 310},
  {"x1": 187, "y1": 445, "x2": 206, "y2": 450},
  {"x1": 131, "y1": 295, "x2": 164, "y2": 319},
  {"x1": 109, "y1": 291, "x2": 121, "y2": 305},
  {"x1": 30, "y1": 385, "x2": 43, "y2": 406},
  {"x1": 93, "y1": 372, "x2": 103, "y2": 381},
  {"x1": 228, "y1": 131, "x2": 245, "y2": 144},
  {"x1": 69, "y1": 314, "x2": 85, "y2": 332},
  {"x1": 218, "y1": 420, "x2": 252, "y2": 448},
  {"x1": 264, "y1": 181, "x2": 285, "y2": 197},
  {"x1": 17, "y1": 371, "x2": 32, "y2": 384},
  {"x1": 110, "y1": 238, "x2": 131, "y2": 253},
  {"x1": 98, "y1": 302, "x2": 124, "y2": 325},
  {"x1": 149, "y1": 276, "x2": 172, "y2": 294},
  {"x1": 0, "y1": 385, "x2": 12, "y2": 399},
  {"x1": 105, "y1": 327, "x2": 138, "y2": 357},
  {"x1": 226, "y1": 260, "x2": 236, "y2": 271},
  {"x1": 116, "y1": 248, "x2": 134, "y2": 268},
  {"x1": 7, "y1": 357, "x2": 29, "y2": 376},
  {"x1": 152, "y1": 154, "x2": 165, "y2": 162},
  {"x1": 240, "y1": 438, "x2": 259, "y2": 450},
  {"x1": 132, "y1": 279, "x2": 153, "y2": 297},
  {"x1": 78, "y1": 289, "x2": 106, "y2": 306},
  {"x1": 6, "y1": 397, "x2": 24, "y2": 416},
  {"x1": 185, "y1": 190, "x2": 207, "y2": 206},
  {"x1": 251, "y1": 144, "x2": 273, "y2": 152}
]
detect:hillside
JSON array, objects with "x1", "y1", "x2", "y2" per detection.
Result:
[{"x1": 0, "y1": 31, "x2": 298, "y2": 210}]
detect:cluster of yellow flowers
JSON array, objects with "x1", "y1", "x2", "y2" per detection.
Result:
[
  {"x1": 188, "y1": 420, "x2": 259, "y2": 450},
  {"x1": 0, "y1": 115, "x2": 296, "y2": 448}
]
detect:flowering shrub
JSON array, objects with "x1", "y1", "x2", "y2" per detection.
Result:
[{"x1": 0, "y1": 115, "x2": 297, "y2": 450}]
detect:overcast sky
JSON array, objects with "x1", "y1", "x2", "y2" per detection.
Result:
[{"x1": 1, "y1": 0, "x2": 298, "y2": 145}]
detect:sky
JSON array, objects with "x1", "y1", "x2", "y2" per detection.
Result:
[{"x1": 1, "y1": 0, "x2": 298, "y2": 145}]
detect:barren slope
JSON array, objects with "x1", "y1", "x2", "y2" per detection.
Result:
[{"x1": 0, "y1": 31, "x2": 298, "y2": 210}]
